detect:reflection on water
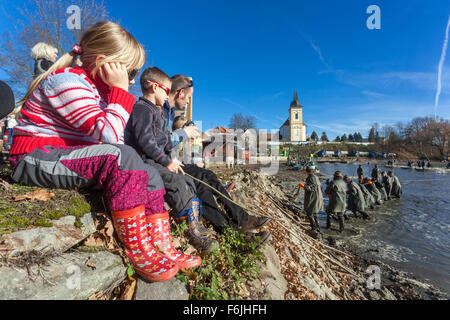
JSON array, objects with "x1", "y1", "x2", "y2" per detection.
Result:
[{"x1": 317, "y1": 162, "x2": 450, "y2": 295}]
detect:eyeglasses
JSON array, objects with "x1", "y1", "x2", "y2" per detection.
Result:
[
  {"x1": 128, "y1": 69, "x2": 139, "y2": 81},
  {"x1": 182, "y1": 120, "x2": 195, "y2": 128},
  {"x1": 147, "y1": 80, "x2": 170, "y2": 96},
  {"x1": 177, "y1": 79, "x2": 193, "y2": 92}
]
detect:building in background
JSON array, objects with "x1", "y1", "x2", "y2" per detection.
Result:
[{"x1": 279, "y1": 89, "x2": 307, "y2": 142}]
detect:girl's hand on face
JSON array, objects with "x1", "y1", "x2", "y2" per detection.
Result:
[{"x1": 98, "y1": 62, "x2": 129, "y2": 92}]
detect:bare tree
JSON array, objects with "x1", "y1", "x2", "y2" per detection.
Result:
[
  {"x1": 229, "y1": 113, "x2": 257, "y2": 131},
  {"x1": 0, "y1": 0, "x2": 108, "y2": 97}
]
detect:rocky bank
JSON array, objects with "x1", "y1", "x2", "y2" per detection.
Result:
[{"x1": 0, "y1": 164, "x2": 445, "y2": 300}]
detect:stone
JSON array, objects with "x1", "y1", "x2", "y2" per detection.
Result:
[
  {"x1": 382, "y1": 288, "x2": 397, "y2": 300},
  {"x1": 0, "y1": 251, "x2": 125, "y2": 300},
  {"x1": 135, "y1": 277, "x2": 189, "y2": 300},
  {"x1": 0, "y1": 213, "x2": 96, "y2": 257},
  {"x1": 301, "y1": 276, "x2": 326, "y2": 299},
  {"x1": 257, "y1": 245, "x2": 288, "y2": 300},
  {"x1": 368, "y1": 290, "x2": 380, "y2": 300}
]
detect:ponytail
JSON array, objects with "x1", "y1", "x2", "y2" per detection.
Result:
[
  {"x1": 17, "y1": 21, "x2": 146, "y2": 113},
  {"x1": 16, "y1": 51, "x2": 78, "y2": 112}
]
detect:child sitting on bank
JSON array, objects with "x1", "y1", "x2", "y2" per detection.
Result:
[
  {"x1": 171, "y1": 116, "x2": 272, "y2": 247},
  {"x1": 9, "y1": 21, "x2": 195, "y2": 282},
  {"x1": 124, "y1": 67, "x2": 218, "y2": 253}
]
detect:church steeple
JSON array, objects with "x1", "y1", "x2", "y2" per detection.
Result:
[{"x1": 290, "y1": 89, "x2": 302, "y2": 108}]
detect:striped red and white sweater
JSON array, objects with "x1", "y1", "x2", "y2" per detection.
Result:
[{"x1": 11, "y1": 67, "x2": 135, "y2": 155}]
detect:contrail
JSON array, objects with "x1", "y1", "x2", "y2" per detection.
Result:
[{"x1": 434, "y1": 14, "x2": 450, "y2": 120}]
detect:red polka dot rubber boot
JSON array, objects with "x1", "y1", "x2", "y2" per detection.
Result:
[
  {"x1": 111, "y1": 205, "x2": 179, "y2": 282},
  {"x1": 146, "y1": 212, "x2": 202, "y2": 269}
]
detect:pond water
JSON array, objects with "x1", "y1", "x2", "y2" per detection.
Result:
[{"x1": 316, "y1": 162, "x2": 450, "y2": 296}]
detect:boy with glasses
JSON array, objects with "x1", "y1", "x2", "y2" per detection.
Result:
[{"x1": 125, "y1": 67, "x2": 218, "y2": 253}]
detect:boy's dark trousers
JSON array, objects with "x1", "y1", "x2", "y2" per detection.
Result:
[
  {"x1": 183, "y1": 164, "x2": 249, "y2": 230},
  {"x1": 143, "y1": 158, "x2": 197, "y2": 214}
]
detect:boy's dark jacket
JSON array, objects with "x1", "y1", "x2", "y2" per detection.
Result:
[{"x1": 124, "y1": 97, "x2": 173, "y2": 167}]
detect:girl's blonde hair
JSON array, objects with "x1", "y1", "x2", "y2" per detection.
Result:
[
  {"x1": 18, "y1": 21, "x2": 146, "y2": 109},
  {"x1": 31, "y1": 42, "x2": 58, "y2": 60}
]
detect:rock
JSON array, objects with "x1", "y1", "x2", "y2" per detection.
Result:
[
  {"x1": 368, "y1": 290, "x2": 380, "y2": 300},
  {"x1": 0, "y1": 251, "x2": 125, "y2": 300},
  {"x1": 301, "y1": 276, "x2": 326, "y2": 299},
  {"x1": 0, "y1": 213, "x2": 96, "y2": 257},
  {"x1": 382, "y1": 288, "x2": 397, "y2": 300},
  {"x1": 256, "y1": 245, "x2": 288, "y2": 300},
  {"x1": 135, "y1": 277, "x2": 189, "y2": 300}
]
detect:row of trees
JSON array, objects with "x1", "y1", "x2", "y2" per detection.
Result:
[
  {"x1": 334, "y1": 132, "x2": 364, "y2": 143},
  {"x1": 370, "y1": 116, "x2": 449, "y2": 160},
  {"x1": 310, "y1": 131, "x2": 329, "y2": 142},
  {"x1": 310, "y1": 130, "x2": 364, "y2": 143}
]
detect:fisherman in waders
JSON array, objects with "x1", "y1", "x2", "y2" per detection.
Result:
[
  {"x1": 344, "y1": 176, "x2": 369, "y2": 219},
  {"x1": 357, "y1": 165, "x2": 364, "y2": 180},
  {"x1": 388, "y1": 171, "x2": 402, "y2": 198},
  {"x1": 359, "y1": 178, "x2": 375, "y2": 209},
  {"x1": 366, "y1": 178, "x2": 383, "y2": 205},
  {"x1": 382, "y1": 171, "x2": 393, "y2": 200},
  {"x1": 324, "y1": 171, "x2": 347, "y2": 232},
  {"x1": 298, "y1": 166, "x2": 323, "y2": 233},
  {"x1": 371, "y1": 164, "x2": 381, "y2": 183},
  {"x1": 376, "y1": 179, "x2": 389, "y2": 201}
]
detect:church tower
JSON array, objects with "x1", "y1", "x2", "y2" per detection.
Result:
[{"x1": 289, "y1": 89, "x2": 306, "y2": 142}]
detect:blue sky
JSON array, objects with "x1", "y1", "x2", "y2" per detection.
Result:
[{"x1": 0, "y1": 0, "x2": 449, "y2": 138}]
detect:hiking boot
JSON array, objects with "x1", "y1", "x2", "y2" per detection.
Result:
[{"x1": 241, "y1": 215, "x2": 270, "y2": 231}]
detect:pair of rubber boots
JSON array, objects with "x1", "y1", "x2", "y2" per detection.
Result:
[
  {"x1": 111, "y1": 205, "x2": 202, "y2": 283},
  {"x1": 326, "y1": 213, "x2": 345, "y2": 232},
  {"x1": 175, "y1": 198, "x2": 219, "y2": 253},
  {"x1": 307, "y1": 213, "x2": 321, "y2": 233}
]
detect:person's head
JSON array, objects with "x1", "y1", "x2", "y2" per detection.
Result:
[
  {"x1": 20, "y1": 21, "x2": 146, "y2": 108},
  {"x1": 359, "y1": 164, "x2": 362, "y2": 168},
  {"x1": 381, "y1": 171, "x2": 387, "y2": 176},
  {"x1": 172, "y1": 115, "x2": 188, "y2": 131},
  {"x1": 305, "y1": 166, "x2": 314, "y2": 175},
  {"x1": 375, "y1": 164, "x2": 378, "y2": 168},
  {"x1": 388, "y1": 171, "x2": 393, "y2": 176},
  {"x1": 140, "y1": 67, "x2": 171, "y2": 106},
  {"x1": 0, "y1": 80, "x2": 15, "y2": 119},
  {"x1": 168, "y1": 75, "x2": 193, "y2": 109},
  {"x1": 334, "y1": 171, "x2": 343, "y2": 180},
  {"x1": 31, "y1": 42, "x2": 58, "y2": 62},
  {"x1": 344, "y1": 176, "x2": 351, "y2": 183}
]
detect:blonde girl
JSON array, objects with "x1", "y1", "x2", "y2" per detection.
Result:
[{"x1": 10, "y1": 21, "x2": 200, "y2": 282}]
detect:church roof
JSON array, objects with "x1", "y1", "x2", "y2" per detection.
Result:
[{"x1": 290, "y1": 89, "x2": 303, "y2": 108}]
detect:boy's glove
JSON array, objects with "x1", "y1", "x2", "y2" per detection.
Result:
[
  {"x1": 167, "y1": 158, "x2": 185, "y2": 175},
  {"x1": 298, "y1": 183, "x2": 305, "y2": 188}
]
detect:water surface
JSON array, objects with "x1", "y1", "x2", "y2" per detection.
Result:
[{"x1": 316, "y1": 162, "x2": 450, "y2": 295}]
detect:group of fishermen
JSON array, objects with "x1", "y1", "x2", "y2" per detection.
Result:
[{"x1": 296, "y1": 164, "x2": 402, "y2": 233}]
